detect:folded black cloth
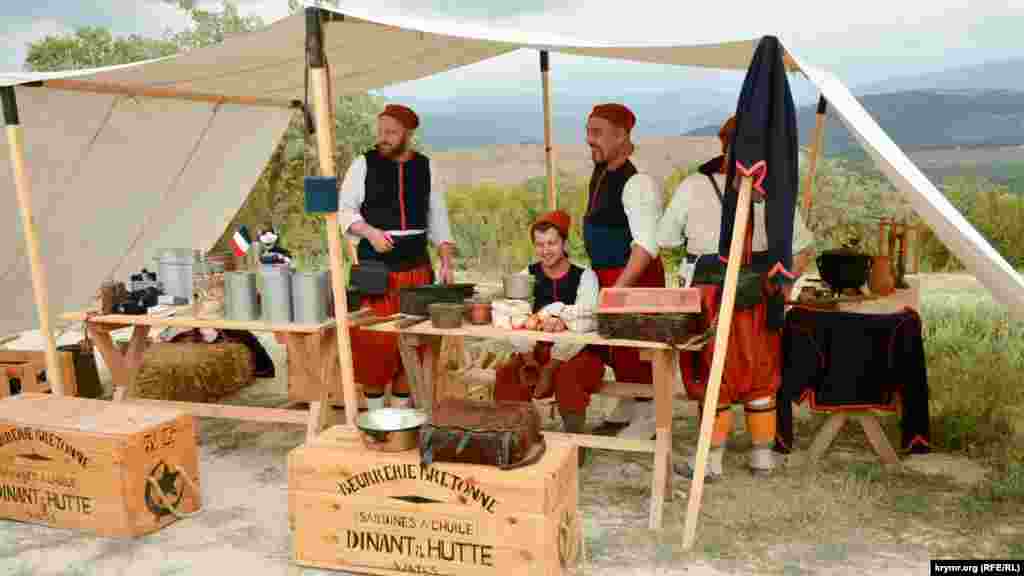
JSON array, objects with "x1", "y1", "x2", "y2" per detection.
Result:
[{"x1": 775, "y1": 307, "x2": 930, "y2": 454}]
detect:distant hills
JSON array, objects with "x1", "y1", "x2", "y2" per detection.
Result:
[
  {"x1": 685, "y1": 88, "x2": 1024, "y2": 156},
  {"x1": 407, "y1": 59, "x2": 1024, "y2": 157}
]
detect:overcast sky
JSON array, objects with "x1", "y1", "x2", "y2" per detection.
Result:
[{"x1": 2, "y1": 0, "x2": 1023, "y2": 102}]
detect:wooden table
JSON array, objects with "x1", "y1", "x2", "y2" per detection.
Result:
[
  {"x1": 366, "y1": 318, "x2": 695, "y2": 530},
  {"x1": 60, "y1": 309, "x2": 362, "y2": 440}
]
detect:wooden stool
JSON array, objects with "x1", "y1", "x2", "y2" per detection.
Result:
[{"x1": 807, "y1": 409, "x2": 900, "y2": 467}]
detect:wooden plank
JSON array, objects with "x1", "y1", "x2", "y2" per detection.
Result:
[
  {"x1": 367, "y1": 320, "x2": 675, "y2": 350},
  {"x1": 41, "y1": 78, "x2": 295, "y2": 109},
  {"x1": 649, "y1": 350, "x2": 675, "y2": 528},
  {"x1": 683, "y1": 176, "x2": 753, "y2": 550},
  {"x1": 6, "y1": 120, "x2": 64, "y2": 395},
  {"x1": 61, "y1": 310, "x2": 334, "y2": 334},
  {"x1": 543, "y1": 432, "x2": 654, "y2": 453},
  {"x1": 119, "y1": 398, "x2": 310, "y2": 425}
]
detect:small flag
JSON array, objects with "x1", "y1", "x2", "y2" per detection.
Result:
[{"x1": 231, "y1": 225, "x2": 252, "y2": 257}]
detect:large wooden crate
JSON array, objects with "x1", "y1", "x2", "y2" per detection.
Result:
[
  {"x1": 0, "y1": 393, "x2": 200, "y2": 537},
  {"x1": 288, "y1": 426, "x2": 580, "y2": 576}
]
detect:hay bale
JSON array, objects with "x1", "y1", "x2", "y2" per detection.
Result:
[{"x1": 134, "y1": 342, "x2": 253, "y2": 402}]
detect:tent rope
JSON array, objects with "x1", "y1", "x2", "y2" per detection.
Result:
[
  {"x1": 0, "y1": 95, "x2": 121, "y2": 284},
  {"x1": 103, "y1": 102, "x2": 223, "y2": 283}
]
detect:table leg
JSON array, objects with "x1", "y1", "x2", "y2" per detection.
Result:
[
  {"x1": 858, "y1": 414, "x2": 900, "y2": 466},
  {"x1": 87, "y1": 324, "x2": 149, "y2": 401},
  {"x1": 397, "y1": 335, "x2": 425, "y2": 415},
  {"x1": 422, "y1": 336, "x2": 441, "y2": 411},
  {"x1": 649, "y1": 349, "x2": 675, "y2": 530},
  {"x1": 807, "y1": 413, "x2": 848, "y2": 463}
]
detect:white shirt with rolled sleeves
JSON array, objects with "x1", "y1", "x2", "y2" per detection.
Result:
[
  {"x1": 657, "y1": 170, "x2": 814, "y2": 280},
  {"x1": 508, "y1": 265, "x2": 600, "y2": 362},
  {"x1": 620, "y1": 158, "x2": 661, "y2": 259},
  {"x1": 337, "y1": 154, "x2": 454, "y2": 246}
]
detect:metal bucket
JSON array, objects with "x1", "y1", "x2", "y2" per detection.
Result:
[
  {"x1": 260, "y1": 267, "x2": 293, "y2": 323},
  {"x1": 156, "y1": 248, "x2": 194, "y2": 302},
  {"x1": 224, "y1": 271, "x2": 260, "y2": 321},
  {"x1": 292, "y1": 270, "x2": 328, "y2": 324}
]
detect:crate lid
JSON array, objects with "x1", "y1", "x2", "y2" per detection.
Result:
[
  {"x1": 598, "y1": 287, "x2": 701, "y2": 314},
  {"x1": 0, "y1": 394, "x2": 184, "y2": 435}
]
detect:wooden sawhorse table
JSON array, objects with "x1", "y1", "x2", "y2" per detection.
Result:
[
  {"x1": 60, "y1": 309, "x2": 363, "y2": 440},
  {"x1": 367, "y1": 318, "x2": 708, "y2": 530}
]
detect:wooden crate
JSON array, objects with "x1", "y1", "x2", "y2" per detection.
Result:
[
  {"x1": 0, "y1": 393, "x2": 200, "y2": 537},
  {"x1": 288, "y1": 426, "x2": 580, "y2": 576},
  {"x1": 0, "y1": 349, "x2": 78, "y2": 398}
]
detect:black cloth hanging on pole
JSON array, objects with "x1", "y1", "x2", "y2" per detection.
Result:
[{"x1": 719, "y1": 35, "x2": 800, "y2": 286}]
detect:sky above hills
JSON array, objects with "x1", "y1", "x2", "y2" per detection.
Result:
[{"x1": 3, "y1": 0, "x2": 1024, "y2": 102}]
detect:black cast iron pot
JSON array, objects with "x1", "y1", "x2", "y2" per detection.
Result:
[{"x1": 816, "y1": 250, "x2": 872, "y2": 292}]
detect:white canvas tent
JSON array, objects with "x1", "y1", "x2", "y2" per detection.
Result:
[
  {"x1": 3, "y1": 3, "x2": 1022, "y2": 343},
  {"x1": 3, "y1": 0, "x2": 1023, "y2": 553}
]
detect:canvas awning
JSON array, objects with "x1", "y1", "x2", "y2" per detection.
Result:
[{"x1": 2, "y1": 2, "x2": 1021, "y2": 339}]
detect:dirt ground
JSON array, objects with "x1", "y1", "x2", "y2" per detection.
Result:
[{"x1": 1, "y1": 272, "x2": 1019, "y2": 575}]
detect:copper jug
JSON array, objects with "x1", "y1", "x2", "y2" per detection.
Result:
[{"x1": 869, "y1": 255, "x2": 896, "y2": 296}]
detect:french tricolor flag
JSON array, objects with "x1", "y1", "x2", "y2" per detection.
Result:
[{"x1": 231, "y1": 225, "x2": 252, "y2": 257}]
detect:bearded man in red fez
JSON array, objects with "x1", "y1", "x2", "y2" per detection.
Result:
[
  {"x1": 494, "y1": 210, "x2": 604, "y2": 464},
  {"x1": 582, "y1": 103, "x2": 666, "y2": 439},
  {"x1": 339, "y1": 103, "x2": 455, "y2": 411}
]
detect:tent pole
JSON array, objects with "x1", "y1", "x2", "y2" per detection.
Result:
[
  {"x1": 540, "y1": 51, "x2": 556, "y2": 210},
  {"x1": 801, "y1": 96, "x2": 827, "y2": 214},
  {"x1": 682, "y1": 175, "x2": 753, "y2": 550},
  {"x1": 307, "y1": 7, "x2": 359, "y2": 427},
  {"x1": 2, "y1": 86, "x2": 65, "y2": 396},
  {"x1": 38, "y1": 78, "x2": 298, "y2": 110}
]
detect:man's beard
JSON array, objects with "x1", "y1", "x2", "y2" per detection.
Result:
[{"x1": 377, "y1": 137, "x2": 408, "y2": 159}]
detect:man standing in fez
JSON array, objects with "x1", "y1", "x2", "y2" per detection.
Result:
[
  {"x1": 658, "y1": 115, "x2": 814, "y2": 481},
  {"x1": 339, "y1": 103, "x2": 455, "y2": 410},
  {"x1": 583, "y1": 103, "x2": 666, "y2": 438}
]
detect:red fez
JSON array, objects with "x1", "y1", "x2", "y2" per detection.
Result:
[
  {"x1": 530, "y1": 210, "x2": 571, "y2": 240},
  {"x1": 589, "y1": 103, "x2": 636, "y2": 132},
  {"x1": 379, "y1": 104, "x2": 419, "y2": 130}
]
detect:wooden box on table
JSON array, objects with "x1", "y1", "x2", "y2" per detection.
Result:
[
  {"x1": 288, "y1": 426, "x2": 580, "y2": 576},
  {"x1": 0, "y1": 393, "x2": 200, "y2": 537}
]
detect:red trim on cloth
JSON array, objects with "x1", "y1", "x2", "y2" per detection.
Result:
[
  {"x1": 398, "y1": 162, "x2": 407, "y2": 230},
  {"x1": 906, "y1": 434, "x2": 930, "y2": 449},
  {"x1": 735, "y1": 159, "x2": 767, "y2": 198},
  {"x1": 349, "y1": 263, "x2": 434, "y2": 392}
]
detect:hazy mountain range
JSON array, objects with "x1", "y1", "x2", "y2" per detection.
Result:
[{"x1": 408, "y1": 59, "x2": 1024, "y2": 155}]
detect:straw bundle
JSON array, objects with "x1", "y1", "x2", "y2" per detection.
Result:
[{"x1": 134, "y1": 341, "x2": 253, "y2": 402}]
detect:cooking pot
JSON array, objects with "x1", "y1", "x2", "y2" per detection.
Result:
[
  {"x1": 503, "y1": 273, "x2": 534, "y2": 300},
  {"x1": 816, "y1": 250, "x2": 872, "y2": 293},
  {"x1": 429, "y1": 302, "x2": 465, "y2": 329},
  {"x1": 356, "y1": 408, "x2": 428, "y2": 452}
]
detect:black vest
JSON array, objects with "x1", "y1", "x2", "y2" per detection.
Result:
[
  {"x1": 357, "y1": 149, "x2": 432, "y2": 270},
  {"x1": 583, "y1": 160, "x2": 638, "y2": 269},
  {"x1": 529, "y1": 262, "x2": 585, "y2": 313}
]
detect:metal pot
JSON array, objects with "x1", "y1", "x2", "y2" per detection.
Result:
[
  {"x1": 503, "y1": 273, "x2": 534, "y2": 300},
  {"x1": 356, "y1": 408, "x2": 428, "y2": 452},
  {"x1": 429, "y1": 302, "x2": 465, "y2": 329}
]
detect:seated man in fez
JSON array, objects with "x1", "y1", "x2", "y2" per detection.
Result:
[
  {"x1": 339, "y1": 103, "x2": 455, "y2": 411},
  {"x1": 494, "y1": 210, "x2": 604, "y2": 465}
]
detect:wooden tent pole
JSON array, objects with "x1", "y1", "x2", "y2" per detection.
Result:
[
  {"x1": 2, "y1": 86, "x2": 65, "y2": 396},
  {"x1": 308, "y1": 8, "x2": 358, "y2": 427},
  {"x1": 801, "y1": 96, "x2": 828, "y2": 214},
  {"x1": 540, "y1": 51, "x2": 557, "y2": 210},
  {"x1": 38, "y1": 78, "x2": 297, "y2": 109},
  {"x1": 682, "y1": 175, "x2": 753, "y2": 550}
]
